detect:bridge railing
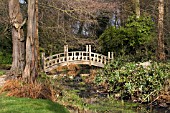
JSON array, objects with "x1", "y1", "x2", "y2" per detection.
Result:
[
  {"x1": 42, "y1": 45, "x2": 114, "y2": 72},
  {"x1": 67, "y1": 51, "x2": 89, "y2": 61}
]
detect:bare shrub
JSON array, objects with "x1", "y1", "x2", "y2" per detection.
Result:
[{"x1": 0, "y1": 79, "x2": 59, "y2": 102}]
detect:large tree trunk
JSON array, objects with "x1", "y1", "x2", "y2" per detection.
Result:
[
  {"x1": 9, "y1": 0, "x2": 25, "y2": 76},
  {"x1": 35, "y1": 0, "x2": 40, "y2": 72},
  {"x1": 23, "y1": 0, "x2": 38, "y2": 80},
  {"x1": 157, "y1": 0, "x2": 165, "y2": 60}
]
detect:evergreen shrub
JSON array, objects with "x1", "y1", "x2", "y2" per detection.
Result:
[
  {"x1": 99, "y1": 15, "x2": 156, "y2": 60},
  {"x1": 95, "y1": 58, "x2": 169, "y2": 102}
]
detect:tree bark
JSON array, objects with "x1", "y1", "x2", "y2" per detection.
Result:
[
  {"x1": 157, "y1": 0, "x2": 165, "y2": 60},
  {"x1": 9, "y1": 0, "x2": 25, "y2": 76},
  {"x1": 35, "y1": 0, "x2": 40, "y2": 72},
  {"x1": 135, "y1": 0, "x2": 140, "y2": 18},
  {"x1": 132, "y1": 0, "x2": 140, "y2": 18},
  {"x1": 23, "y1": 0, "x2": 39, "y2": 80}
]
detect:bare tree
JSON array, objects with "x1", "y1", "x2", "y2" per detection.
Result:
[
  {"x1": 157, "y1": 0, "x2": 165, "y2": 60},
  {"x1": 38, "y1": 0, "x2": 117, "y2": 53},
  {"x1": 9, "y1": 0, "x2": 26, "y2": 76},
  {"x1": 135, "y1": 0, "x2": 140, "y2": 18},
  {"x1": 131, "y1": 0, "x2": 140, "y2": 18}
]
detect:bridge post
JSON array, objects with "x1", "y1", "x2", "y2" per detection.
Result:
[
  {"x1": 111, "y1": 52, "x2": 114, "y2": 60},
  {"x1": 86, "y1": 45, "x2": 88, "y2": 61},
  {"x1": 108, "y1": 52, "x2": 111, "y2": 62},
  {"x1": 89, "y1": 45, "x2": 91, "y2": 66},
  {"x1": 86, "y1": 45, "x2": 88, "y2": 52},
  {"x1": 64, "y1": 45, "x2": 68, "y2": 64}
]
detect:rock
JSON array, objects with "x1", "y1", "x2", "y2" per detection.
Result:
[
  {"x1": 137, "y1": 61, "x2": 151, "y2": 68},
  {"x1": 80, "y1": 74, "x2": 90, "y2": 77},
  {"x1": 159, "y1": 103, "x2": 168, "y2": 108},
  {"x1": 74, "y1": 75, "x2": 82, "y2": 82},
  {"x1": 0, "y1": 75, "x2": 7, "y2": 86}
]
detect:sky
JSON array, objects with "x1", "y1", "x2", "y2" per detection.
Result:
[{"x1": 19, "y1": 0, "x2": 26, "y2": 4}]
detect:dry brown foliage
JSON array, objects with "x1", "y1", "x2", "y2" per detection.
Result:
[
  {"x1": 84, "y1": 69, "x2": 97, "y2": 83},
  {"x1": 56, "y1": 65, "x2": 68, "y2": 72},
  {"x1": 67, "y1": 70, "x2": 80, "y2": 77},
  {"x1": 0, "y1": 79, "x2": 58, "y2": 102},
  {"x1": 56, "y1": 64, "x2": 80, "y2": 72},
  {"x1": 67, "y1": 64, "x2": 80, "y2": 71}
]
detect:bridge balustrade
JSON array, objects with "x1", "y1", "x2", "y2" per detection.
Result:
[{"x1": 42, "y1": 45, "x2": 113, "y2": 72}]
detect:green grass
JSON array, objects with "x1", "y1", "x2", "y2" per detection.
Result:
[
  {"x1": 58, "y1": 89, "x2": 86, "y2": 109},
  {"x1": 57, "y1": 86, "x2": 140, "y2": 113},
  {"x1": 87, "y1": 97, "x2": 140, "y2": 113},
  {"x1": 0, "y1": 70, "x2": 5, "y2": 76},
  {"x1": 0, "y1": 95, "x2": 69, "y2": 113}
]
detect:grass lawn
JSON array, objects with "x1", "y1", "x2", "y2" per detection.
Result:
[
  {"x1": 0, "y1": 95, "x2": 69, "y2": 113},
  {"x1": 0, "y1": 70, "x2": 5, "y2": 76}
]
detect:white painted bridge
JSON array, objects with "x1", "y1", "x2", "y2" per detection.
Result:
[{"x1": 42, "y1": 45, "x2": 114, "y2": 72}]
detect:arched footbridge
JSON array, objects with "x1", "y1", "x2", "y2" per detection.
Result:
[{"x1": 42, "y1": 45, "x2": 114, "y2": 72}]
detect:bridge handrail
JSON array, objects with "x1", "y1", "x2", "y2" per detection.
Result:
[
  {"x1": 44, "y1": 52, "x2": 108, "y2": 68},
  {"x1": 45, "y1": 51, "x2": 108, "y2": 60},
  {"x1": 45, "y1": 53, "x2": 65, "y2": 61},
  {"x1": 42, "y1": 45, "x2": 114, "y2": 72},
  {"x1": 44, "y1": 51, "x2": 109, "y2": 63}
]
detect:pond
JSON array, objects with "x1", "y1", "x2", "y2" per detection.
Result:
[{"x1": 48, "y1": 66, "x2": 170, "y2": 113}]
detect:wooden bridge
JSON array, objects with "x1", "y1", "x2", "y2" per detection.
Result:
[{"x1": 42, "y1": 45, "x2": 114, "y2": 72}]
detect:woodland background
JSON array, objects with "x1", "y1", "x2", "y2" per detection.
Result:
[{"x1": 0, "y1": 0, "x2": 170, "y2": 62}]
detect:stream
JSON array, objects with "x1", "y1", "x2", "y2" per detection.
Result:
[{"x1": 48, "y1": 67, "x2": 170, "y2": 113}]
